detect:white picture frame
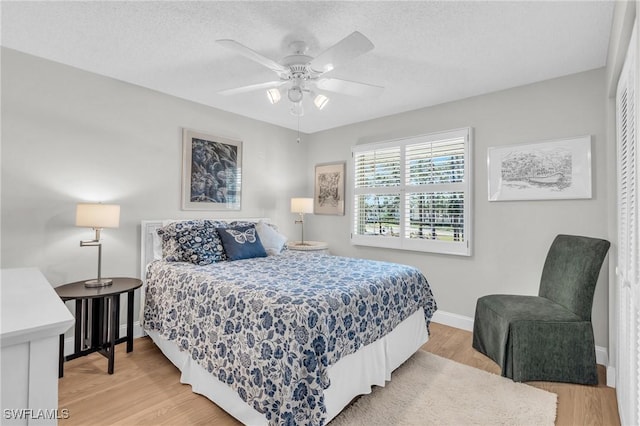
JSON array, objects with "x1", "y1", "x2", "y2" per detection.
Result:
[
  {"x1": 182, "y1": 128, "x2": 242, "y2": 210},
  {"x1": 487, "y1": 135, "x2": 592, "y2": 201},
  {"x1": 314, "y1": 162, "x2": 346, "y2": 215}
]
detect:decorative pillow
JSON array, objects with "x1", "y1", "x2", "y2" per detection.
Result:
[
  {"x1": 175, "y1": 225, "x2": 226, "y2": 265},
  {"x1": 217, "y1": 225, "x2": 268, "y2": 261},
  {"x1": 157, "y1": 220, "x2": 227, "y2": 263},
  {"x1": 227, "y1": 220, "x2": 259, "y2": 228},
  {"x1": 255, "y1": 220, "x2": 287, "y2": 255},
  {"x1": 157, "y1": 220, "x2": 197, "y2": 261}
]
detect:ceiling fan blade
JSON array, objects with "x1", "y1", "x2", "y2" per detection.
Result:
[
  {"x1": 218, "y1": 80, "x2": 286, "y2": 96},
  {"x1": 216, "y1": 39, "x2": 288, "y2": 74},
  {"x1": 316, "y1": 78, "x2": 384, "y2": 98},
  {"x1": 309, "y1": 31, "x2": 374, "y2": 74}
]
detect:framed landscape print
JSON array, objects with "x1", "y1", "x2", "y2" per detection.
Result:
[
  {"x1": 314, "y1": 162, "x2": 345, "y2": 215},
  {"x1": 487, "y1": 135, "x2": 592, "y2": 201},
  {"x1": 182, "y1": 128, "x2": 242, "y2": 210}
]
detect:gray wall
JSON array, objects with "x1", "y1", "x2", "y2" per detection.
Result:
[
  {"x1": 1, "y1": 48, "x2": 611, "y2": 349},
  {"x1": 304, "y1": 68, "x2": 611, "y2": 347},
  {"x1": 1, "y1": 47, "x2": 305, "y2": 287}
]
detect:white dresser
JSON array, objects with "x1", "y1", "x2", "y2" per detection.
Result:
[{"x1": 1, "y1": 268, "x2": 74, "y2": 425}]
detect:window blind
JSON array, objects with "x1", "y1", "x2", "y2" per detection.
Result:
[{"x1": 352, "y1": 128, "x2": 472, "y2": 255}]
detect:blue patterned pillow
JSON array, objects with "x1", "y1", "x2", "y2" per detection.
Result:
[
  {"x1": 217, "y1": 225, "x2": 268, "y2": 261},
  {"x1": 175, "y1": 225, "x2": 226, "y2": 265},
  {"x1": 157, "y1": 220, "x2": 227, "y2": 263}
]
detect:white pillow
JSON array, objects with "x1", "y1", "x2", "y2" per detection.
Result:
[{"x1": 255, "y1": 221, "x2": 287, "y2": 255}]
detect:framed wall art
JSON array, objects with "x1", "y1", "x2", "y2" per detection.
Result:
[
  {"x1": 182, "y1": 128, "x2": 242, "y2": 210},
  {"x1": 314, "y1": 161, "x2": 345, "y2": 215},
  {"x1": 487, "y1": 135, "x2": 592, "y2": 201}
]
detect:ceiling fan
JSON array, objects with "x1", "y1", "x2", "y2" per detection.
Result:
[{"x1": 216, "y1": 31, "x2": 384, "y2": 116}]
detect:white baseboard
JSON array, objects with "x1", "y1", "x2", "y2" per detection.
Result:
[
  {"x1": 596, "y1": 347, "x2": 609, "y2": 369},
  {"x1": 606, "y1": 366, "x2": 616, "y2": 388},
  {"x1": 432, "y1": 310, "x2": 474, "y2": 331},
  {"x1": 432, "y1": 310, "x2": 610, "y2": 369},
  {"x1": 63, "y1": 321, "x2": 144, "y2": 357}
]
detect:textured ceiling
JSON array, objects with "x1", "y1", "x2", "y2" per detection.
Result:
[{"x1": 1, "y1": 1, "x2": 614, "y2": 133}]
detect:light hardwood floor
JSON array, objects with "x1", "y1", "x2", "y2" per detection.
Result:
[{"x1": 58, "y1": 322, "x2": 620, "y2": 425}]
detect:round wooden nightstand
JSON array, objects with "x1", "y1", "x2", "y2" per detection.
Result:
[
  {"x1": 287, "y1": 241, "x2": 329, "y2": 254},
  {"x1": 55, "y1": 277, "x2": 142, "y2": 376}
]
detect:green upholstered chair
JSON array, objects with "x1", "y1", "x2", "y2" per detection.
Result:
[{"x1": 472, "y1": 234, "x2": 610, "y2": 385}]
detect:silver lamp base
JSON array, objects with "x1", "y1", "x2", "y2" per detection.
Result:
[{"x1": 84, "y1": 278, "x2": 113, "y2": 288}]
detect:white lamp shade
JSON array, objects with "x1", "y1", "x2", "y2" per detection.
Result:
[
  {"x1": 290, "y1": 198, "x2": 314, "y2": 214},
  {"x1": 76, "y1": 203, "x2": 120, "y2": 228},
  {"x1": 314, "y1": 94, "x2": 329, "y2": 110},
  {"x1": 289, "y1": 102, "x2": 304, "y2": 117},
  {"x1": 267, "y1": 88, "x2": 281, "y2": 104}
]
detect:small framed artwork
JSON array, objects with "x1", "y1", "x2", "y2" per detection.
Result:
[
  {"x1": 182, "y1": 128, "x2": 242, "y2": 210},
  {"x1": 487, "y1": 135, "x2": 592, "y2": 201},
  {"x1": 314, "y1": 162, "x2": 345, "y2": 215}
]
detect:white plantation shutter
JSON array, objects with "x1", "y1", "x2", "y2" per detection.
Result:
[
  {"x1": 405, "y1": 137, "x2": 467, "y2": 248},
  {"x1": 616, "y1": 23, "x2": 639, "y2": 426},
  {"x1": 354, "y1": 147, "x2": 401, "y2": 188},
  {"x1": 406, "y1": 138, "x2": 465, "y2": 184},
  {"x1": 618, "y1": 23, "x2": 637, "y2": 296},
  {"x1": 353, "y1": 145, "x2": 402, "y2": 247},
  {"x1": 352, "y1": 128, "x2": 472, "y2": 255}
]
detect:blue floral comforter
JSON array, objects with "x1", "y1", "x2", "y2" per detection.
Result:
[{"x1": 143, "y1": 251, "x2": 436, "y2": 425}]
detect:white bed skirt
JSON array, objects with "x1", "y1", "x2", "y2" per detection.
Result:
[{"x1": 146, "y1": 309, "x2": 428, "y2": 425}]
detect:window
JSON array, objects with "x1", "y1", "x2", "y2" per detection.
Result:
[{"x1": 352, "y1": 127, "x2": 472, "y2": 256}]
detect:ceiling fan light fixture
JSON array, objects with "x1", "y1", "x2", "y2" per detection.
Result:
[
  {"x1": 217, "y1": 31, "x2": 382, "y2": 118},
  {"x1": 287, "y1": 86, "x2": 303, "y2": 103},
  {"x1": 267, "y1": 88, "x2": 281, "y2": 104},
  {"x1": 314, "y1": 94, "x2": 330, "y2": 110},
  {"x1": 290, "y1": 102, "x2": 304, "y2": 117}
]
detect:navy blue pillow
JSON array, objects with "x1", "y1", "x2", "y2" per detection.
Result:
[
  {"x1": 217, "y1": 225, "x2": 268, "y2": 261},
  {"x1": 175, "y1": 224, "x2": 226, "y2": 265}
]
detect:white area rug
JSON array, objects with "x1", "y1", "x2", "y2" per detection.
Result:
[{"x1": 330, "y1": 350, "x2": 557, "y2": 426}]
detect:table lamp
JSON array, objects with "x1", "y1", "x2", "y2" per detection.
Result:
[
  {"x1": 76, "y1": 203, "x2": 120, "y2": 287},
  {"x1": 290, "y1": 197, "x2": 313, "y2": 245}
]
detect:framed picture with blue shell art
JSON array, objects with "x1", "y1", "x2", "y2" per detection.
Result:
[{"x1": 182, "y1": 128, "x2": 242, "y2": 210}]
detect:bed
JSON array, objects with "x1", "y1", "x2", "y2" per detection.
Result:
[{"x1": 140, "y1": 219, "x2": 436, "y2": 425}]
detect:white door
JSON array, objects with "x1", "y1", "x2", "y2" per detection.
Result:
[{"x1": 616, "y1": 22, "x2": 639, "y2": 426}]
